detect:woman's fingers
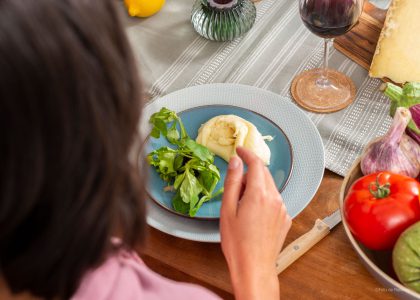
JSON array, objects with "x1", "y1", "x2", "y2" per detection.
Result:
[
  {"x1": 263, "y1": 165, "x2": 278, "y2": 194},
  {"x1": 236, "y1": 147, "x2": 265, "y2": 192},
  {"x1": 261, "y1": 161, "x2": 291, "y2": 251},
  {"x1": 221, "y1": 156, "x2": 244, "y2": 217}
]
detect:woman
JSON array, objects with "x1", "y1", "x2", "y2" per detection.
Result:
[{"x1": 0, "y1": 0, "x2": 291, "y2": 299}]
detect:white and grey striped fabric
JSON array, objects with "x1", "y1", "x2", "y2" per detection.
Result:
[{"x1": 122, "y1": 0, "x2": 393, "y2": 177}]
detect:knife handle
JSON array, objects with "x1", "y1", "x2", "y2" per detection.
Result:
[{"x1": 276, "y1": 219, "x2": 330, "y2": 274}]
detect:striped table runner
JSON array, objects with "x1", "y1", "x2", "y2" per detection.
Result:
[{"x1": 122, "y1": 0, "x2": 392, "y2": 177}]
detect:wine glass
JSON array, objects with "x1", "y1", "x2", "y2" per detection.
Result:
[{"x1": 291, "y1": 0, "x2": 364, "y2": 113}]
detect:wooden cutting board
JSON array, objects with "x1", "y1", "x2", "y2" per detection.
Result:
[{"x1": 333, "y1": 2, "x2": 388, "y2": 71}]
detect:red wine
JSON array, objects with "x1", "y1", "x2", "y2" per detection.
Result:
[
  {"x1": 300, "y1": 0, "x2": 362, "y2": 38},
  {"x1": 301, "y1": 20, "x2": 354, "y2": 37},
  {"x1": 213, "y1": 0, "x2": 235, "y2": 4}
]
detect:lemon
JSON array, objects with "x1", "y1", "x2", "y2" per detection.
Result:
[{"x1": 124, "y1": 0, "x2": 165, "y2": 18}]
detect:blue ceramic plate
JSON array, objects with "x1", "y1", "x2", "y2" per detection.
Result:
[
  {"x1": 146, "y1": 105, "x2": 293, "y2": 219},
  {"x1": 143, "y1": 83, "x2": 324, "y2": 242}
]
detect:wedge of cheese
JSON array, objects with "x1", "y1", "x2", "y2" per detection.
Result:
[{"x1": 369, "y1": 0, "x2": 420, "y2": 83}]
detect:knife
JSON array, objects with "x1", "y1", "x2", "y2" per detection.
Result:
[{"x1": 275, "y1": 209, "x2": 342, "y2": 274}]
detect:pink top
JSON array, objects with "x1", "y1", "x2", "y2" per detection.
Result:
[{"x1": 71, "y1": 246, "x2": 221, "y2": 300}]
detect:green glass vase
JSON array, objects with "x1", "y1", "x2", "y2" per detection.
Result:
[{"x1": 191, "y1": 0, "x2": 256, "y2": 42}]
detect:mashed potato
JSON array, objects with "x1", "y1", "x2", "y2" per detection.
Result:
[{"x1": 196, "y1": 115, "x2": 272, "y2": 165}]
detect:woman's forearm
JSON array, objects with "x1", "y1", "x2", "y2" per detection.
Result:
[{"x1": 229, "y1": 263, "x2": 280, "y2": 300}]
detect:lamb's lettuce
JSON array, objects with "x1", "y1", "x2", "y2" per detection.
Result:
[{"x1": 147, "y1": 107, "x2": 223, "y2": 217}]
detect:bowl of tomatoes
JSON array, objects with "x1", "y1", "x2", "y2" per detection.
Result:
[{"x1": 339, "y1": 159, "x2": 420, "y2": 300}]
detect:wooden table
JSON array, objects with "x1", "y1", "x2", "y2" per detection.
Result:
[{"x1": 139, "y1": 170, "x2": 397, "y2": 299}]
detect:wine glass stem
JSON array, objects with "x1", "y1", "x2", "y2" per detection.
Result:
[{"x1": 317, "y1": 38, "x2": 332, "y2": 88}]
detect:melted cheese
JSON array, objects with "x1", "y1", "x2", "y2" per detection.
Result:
[
  {"x1": 369, "y1": 0, "x2": 420, "y2": 83},
  {"x1": 196, "y1": 115, "x2": 271, "y2": 165}
]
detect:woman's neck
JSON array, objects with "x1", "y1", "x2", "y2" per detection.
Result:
[{"x1": 0, "y1": 277, "x2": 43, "y2": 300}]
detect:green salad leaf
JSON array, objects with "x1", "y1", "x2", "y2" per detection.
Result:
[
  {"x1": 172, "y1": 192, "x2": 189, "y2": 215},
  {"x1": 183, "y1": 139, "x2": 214, "y2": 163},
  {"x1": 147, "y1": 107, "x2": 223, "y2": 217},
  {"x1": 149, "y1": 107, "x2": 187, "y2": 143}
]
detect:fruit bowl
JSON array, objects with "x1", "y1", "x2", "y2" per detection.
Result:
[{"x1": 339, "y1": 159, "x2": 420, "y2": 300}]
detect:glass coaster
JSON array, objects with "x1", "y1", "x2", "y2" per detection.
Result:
[
  {"x1": 291, "y1": 68, "x2": 356, "y2": 113},
  {"x1": 191, "y1": 0, "x2": 256, "y2": 42}
]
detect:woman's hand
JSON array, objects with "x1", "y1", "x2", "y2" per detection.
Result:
[{"x1": 220, "y1": 147, "x2": 291, "y2": 300}]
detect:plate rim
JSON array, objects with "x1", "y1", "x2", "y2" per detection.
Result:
[{"x1": 146, "y1": 104, "x2": 295, "y2": 220}]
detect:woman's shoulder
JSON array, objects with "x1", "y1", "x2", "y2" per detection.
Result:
[{"x1": 71, "y1": 245, "x2": 221, "y2": 300}]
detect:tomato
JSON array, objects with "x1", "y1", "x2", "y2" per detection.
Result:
[{"x1": 344, "y1": 172, "x2": 420, "y2": 250}]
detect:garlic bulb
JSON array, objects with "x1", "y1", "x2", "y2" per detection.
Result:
[{"x1": 361, "y1": 107, "x2": 420, "y2": 178}]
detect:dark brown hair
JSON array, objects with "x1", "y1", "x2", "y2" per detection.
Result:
[{"x1": 0, "y1": 0, "x2": 145, "y2": 298}]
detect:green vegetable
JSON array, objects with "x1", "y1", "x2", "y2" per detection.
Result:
[
  {"x1": 149, "y1": 107, "x2": 188, "y2": 143},
  {"x1": 172, "y1": 192, "x2": 189, "y2": 215},
  {"x1": 147, "y1": 107, "x2": 223, "y2": 217},
  {"x1": 383, "y1": 82, "x2": 420, "y2": 136},
  {"x1": 392, "y1": 221, "x2": 420, "y2": 293}
]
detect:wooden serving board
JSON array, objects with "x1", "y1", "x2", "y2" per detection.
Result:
[{"x1": 333, "y1": 2, "x2": 388, "y2": 71}]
